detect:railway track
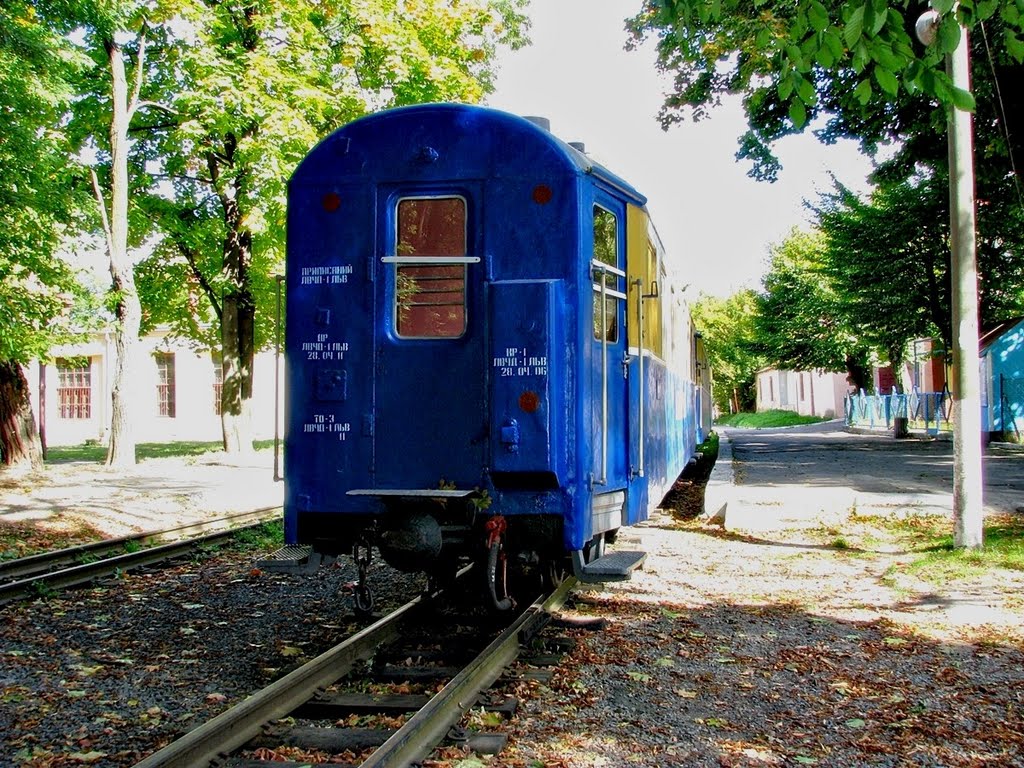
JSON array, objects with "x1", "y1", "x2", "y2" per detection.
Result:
[
  {"x1": 0, "y1": 507, "x2": 280, "y2": 604},
  {"x1": 132, "y1": 576, "x2": 577, "y2": 768}
]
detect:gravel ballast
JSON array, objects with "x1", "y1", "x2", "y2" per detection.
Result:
[{"x1": 2, "y1": 439, "x2": 1024, "y2": 767}]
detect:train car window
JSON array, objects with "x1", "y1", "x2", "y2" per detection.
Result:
[
  {"x1": 395, "y1": 196, "x2": 467, "y2": 338},
  {"x1": 645, "y1": 240, "x2": 663, "y2": 357},
  {"x1": 592, "y1": 206, "x2": 618, "y2": 342}
]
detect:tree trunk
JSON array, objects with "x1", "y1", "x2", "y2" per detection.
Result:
[
  {"x1": 221, "y1": 293, "x2": 255, "y2": 454},
  {"x1": 218, "y1": 152, "x2": 256, "y2": 455},
  {"x1": 0, "y1": 361, "x2": 44, "y2": 472},
  {"x1": 844, "y1": 353, "x2": 871, "y2": 393},
  {"x1": 100, "y1": 35, "x2": 142, "y2": 468},
  {"x1": 106, "y1": 291, "x2": 142, "y2": 467}
]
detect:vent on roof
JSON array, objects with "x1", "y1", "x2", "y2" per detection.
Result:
[
  {"x1": 523, "y1": 115, "x2": 551, "y2": 131},
  {"x1": 568, "y1": 141, "x2": 586, "y2": 153}
]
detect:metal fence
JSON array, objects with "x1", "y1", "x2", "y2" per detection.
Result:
[{"x1": 845, "y1": 387, "x2": 952, "y2": 435}]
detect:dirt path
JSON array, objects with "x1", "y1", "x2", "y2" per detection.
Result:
[{"x1": 0, "y1": 452, "x2": 283, "y2": 554}]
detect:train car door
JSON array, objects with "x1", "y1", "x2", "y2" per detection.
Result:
[
  {"x1": 372, "y1": 190, "x2": 486, "y2": 489},
  {"x1": 590, "y1": 200, "x2": 630, "y2": 532}
]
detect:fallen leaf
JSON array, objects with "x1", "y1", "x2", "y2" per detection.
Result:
[{"x1": 69, "y1": 751, "x2": 107, "y2": 763}]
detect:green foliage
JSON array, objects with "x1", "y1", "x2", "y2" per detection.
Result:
[
  {"x1": 754, "y1": 228, "x2": 867, "y2": 378},
  {"x1": 627, "y1": 1, "x2": 1023, "y2": 189},
  {"x1": 231, "y1": 520, "x2": 284, "y2": 552},
  {"x1": 715, "y1": 410, "x2": 827, "y2": 428},
  {"x1": 692, "y1": 291, "x2": 765, "y2": 414},
  {"x1": 813, "y1": 178, "x2": 950, "y2": 374},
  {"x1": 754, "y1": 175, "x2": 1023, "y2": 385},
  {"x1": 0, "y1": 2, "x2": 91, "y2": 364},
  {"x1": 133, "y1": 0, "x2": 529, "y2": 353}
]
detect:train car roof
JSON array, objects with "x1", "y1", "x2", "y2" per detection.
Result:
[{"x1": 291, "y1": 102, "x2": 648, "y2": 208}]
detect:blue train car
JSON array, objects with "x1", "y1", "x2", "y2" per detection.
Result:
[{"x1": 277, "y1": 103, "x2": 711, "y2": 610}]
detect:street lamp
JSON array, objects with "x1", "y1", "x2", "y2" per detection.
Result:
[{"x1": 916, "y1": 6, "x2": 984, "y2": 549}]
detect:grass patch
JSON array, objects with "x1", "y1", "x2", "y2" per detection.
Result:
[
  {"x1": 232, "y1": 520, "x2": 284, "y2": 551},
  {"x1": 715, "y1": 410, "x2": 827, "y2": 429},
  {"x1": 906, "y1": 516, "x2": 1024, "y2": 579},
  {"x1": 868, "y1": 513, "x2": 1024, "y2": 582},
  {"x1": 46, "y1": 439, "x2": 277, "y2": 464}
]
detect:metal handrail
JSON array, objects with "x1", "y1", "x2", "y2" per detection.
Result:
[{"x1": 381, "y1": 256, "x2": 481, "y2": 264}]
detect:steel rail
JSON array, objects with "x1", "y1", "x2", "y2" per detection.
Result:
[
  {"x1": 0, "y1": 509, "x2": 280, "y2": 605},
  {"x1": 0, "y1": 507, "x2": 280, "y2": 583},
  {"x1": 361, "y1": 577, "x2": 576, "y2": 767},
  {"x1": 130, "y1": 581, "x2": 455, "y2": 768},
  {"x1": 130, "y1": 573, "x2": 573, "y2": 768}
]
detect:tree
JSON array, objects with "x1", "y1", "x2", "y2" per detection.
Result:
[
  {"x1": 818, "y1": 178, "x2": 949, "y2": 382},
  {"x1": 627, "y1": 0, "x2": 1024, "y2": 317},
  {"x1": 692, "y1": 290, "x2": 765, "y2": 414},
  {"x1": 626, "y1": 0, "x2": 1023, "y2": 179},
  {"x1": 811, "y1": 173, "x2": 1024, "y2": 378},
  {"x1": 56, "y1": 1, "x2": 184, "y2": 468},
  {"x1": 754, "y1": 228, "x2": 872, "y2": 390},
  {"x1": 135, "y1": 0, "x2": 528, "y2": 453},
  {"x1": 0, "y1": 2, "x2": 85, "y2": 471}
]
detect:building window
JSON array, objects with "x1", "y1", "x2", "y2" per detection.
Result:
[
  {"x1": 155, "y1": 353, "x2": 176, "y2": 418},
  {"x1": 57, "y1": 359, "x2": 91, "y2": 419},
  {"x1": 212, "y1": 354, "x2": 223, "y2": 416},
  {"x1": 592, "y1": 205, "x2": 619, "y2": 341},
  {"x1": 395, "y1": 196, "x2": 467, "y2": 338}
]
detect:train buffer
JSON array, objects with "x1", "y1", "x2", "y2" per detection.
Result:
[{"x1": 571, "y1": 549, "x2": 647, "y2": 584}]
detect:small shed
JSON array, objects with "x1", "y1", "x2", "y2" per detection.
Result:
[{"x1": 980, "y1": 317, "x2": 1024, "y2": 440}]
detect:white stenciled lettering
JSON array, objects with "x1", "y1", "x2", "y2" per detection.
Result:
[
  {"x1": 299, "y1": 265, "x2": 354, "y2": 278},
  {"x1": 303, "y1": 417, "x2": 351, "y2": 437},
  {"x1": 302, "y1": 338, "x2": 351, "y2": 362},
  {"x1": 493, "y1": 344, "x2": 549, "y2": 377}
]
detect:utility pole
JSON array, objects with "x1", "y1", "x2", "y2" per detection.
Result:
[{"x1": 917, "y1": 9, "x2": 984, "y2": 548}]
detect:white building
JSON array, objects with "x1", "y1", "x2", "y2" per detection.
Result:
[
  {"x1": 26, "y1": 329, "x2": 281, "y2": 447},
  {"x1": 755, "y1": 368, "x2": 851, "y2": 419}
]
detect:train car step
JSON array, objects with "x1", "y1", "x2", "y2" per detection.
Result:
[
  {"x1": 256, "y1": 545, "x2": 323, "y2": 575},
  {"x1": 570, "y1": 549, "x2": 647, "y2": 583}
]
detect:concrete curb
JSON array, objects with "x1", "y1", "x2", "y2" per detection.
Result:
[
  {"x1": 845, "y1": 425, "x2": 952, "y2": 441},
  {"x1": 702, "y1": 430, "x2": 733, "y2": 526}
]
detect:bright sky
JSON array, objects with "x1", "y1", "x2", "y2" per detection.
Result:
[{"x1": 485, "y1": 0, "x2": 876, "y2": 298}]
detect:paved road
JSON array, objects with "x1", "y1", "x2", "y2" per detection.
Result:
[{"x1": 711, "y1": 420, "x2": 1024, "y2": 529}]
